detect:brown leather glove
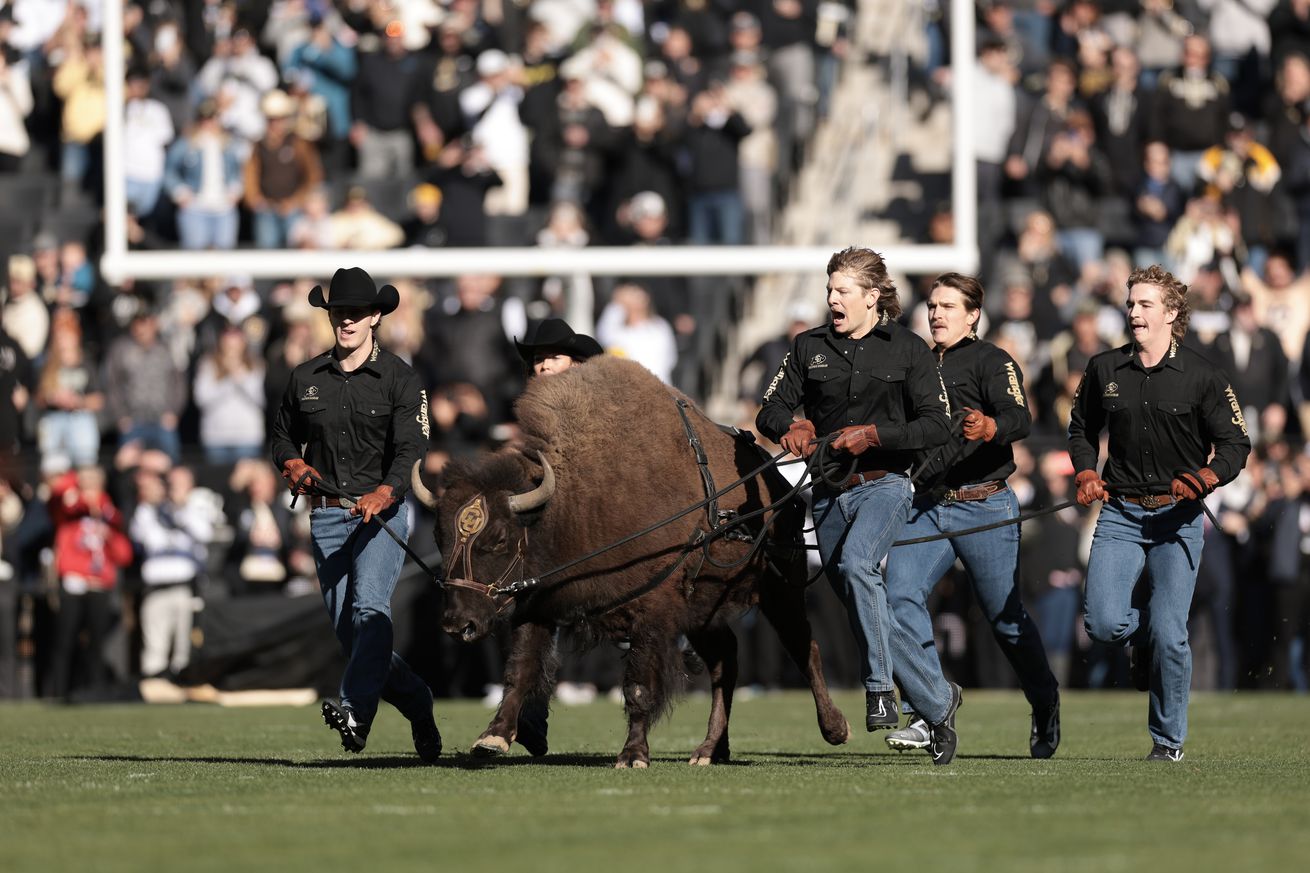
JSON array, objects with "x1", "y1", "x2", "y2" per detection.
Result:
[
  {"x1": 831, "y1": 424, "x2": 880, "y2": 456},
  {"x1": 281, "y1": 459, "x2": 322, "y2": 494},
  {"x1": 961, "y1": 407, "x2": 998, "y2": 442},
  {"x1": 1075, "y1": 470, "x2": 1108, "y2": 506},
  {"x1": 781, "y1": 419, "x2": 818, "y2": 458},
  {"x1": 352, "y1": 485, "x2": 397, "y2": 523},
  {"x1": 1170, "y1": 467, "x2": 1219, "y2": 502}
]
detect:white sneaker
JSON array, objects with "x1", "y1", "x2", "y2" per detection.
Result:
[{"x1": 885, "y1": 716, "x2": 932, "y2": 751}]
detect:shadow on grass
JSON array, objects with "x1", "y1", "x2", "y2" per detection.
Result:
[{"x1": 66, "y1": 749, "x2": 913, "y2": 770}]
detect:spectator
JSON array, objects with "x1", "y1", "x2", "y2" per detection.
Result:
[
  {"x1": 725, "y1": 50, "x2": 778, "y2": 245},
  {"x1": 684, "y1": 80, "x2": 750, "y2": 245},
  {"x1": 1038, "y1": 107, "x2": 1113, "y2": 267},
  {"x1": 51, "y1": 32, "x2": 104, "y2": 191},
  {"x1": 606, "y1": 93, "x2": 684, "y2": 242},
  {"x1": 1092, "y1": 46, "x2": 1151, "y2": 198},
  {"x1": 34, "y1": 315, "x2": 102, "y2": 466},
  {"x1": 422, "y1": 138, "x2": 501, "y2": 247},
  {"x1": 595, "y1": 282, "x2": 678, "y2": 384},
  {"x1": 0, "y1": 300, "x2": 32, "y2": 460},
  {"x1": 192, "y1": 323, "x2": 266, "y2": 465},
  {"x1": 1, "y1": 254, "x2": 49, "y2": 361},
  {"x1": 244, "y1": 89, "x2": 323, "y2": 250},
  {"x1": 975, "y1": 39, "x2": 1019, "y2": 259},
  {"x1": 401, "y1": 183, "x2": 448, "y2": 248},
  {"x1": 460, "y1": 49, "x2": 529, "y2": 222},
  {"x1": 195, "y1": 26, "x2": 280, "y2": 149},
  {"x1": 129, "y1": 466, "x2": 211, "y2": 680},
  {"x1": 225, "y1": 459, "x2": 294, "y2": 596},
  {"x1": 1206, "y1": 291, "x2": 1293, "y2": 444},
  {"x1": 122, "y1": 64, "x2": 173, "y2": 221},
  {"x1": 284, "y1": 11, "x2": 357, "y2": 172},
  {"x1": 1132, "y1": 0, "x2": 1190, "y2": 87},
  {"x1": 104, "y1": 310, "x2": 185, "y2": 461},
  {"x1": 327, "y1": 185, "x2": 405, "y2": 250},
  {"x1": 1006, "y1": 57, "x2": 1079, "y2": 202},
  {"x1": 351, "y1": 21, "x2": 422, "y2": 179},
  {"x1": 147, "y1": 15, "x2": 194, "y2": 136},
  {"x1": 1133, "y1": 141, "x2": 1186, "y2": 268},
  {"x1": 0, "y1": 40, "x2": 33, "y2": 173},
  {"x1": 164, "y1": 100, "x2": 244, "y2": 251},
  {"x1": 1198, "y1": 115, "x2": 1283, "y2": 271},
  {"x1": 421, "y1": 273, "x2": 524, "y2": 421},
  {"x1": 46, "y1": 463, "x2": 132, "y2": 698},
  {"x1": 1265, "y1": 51, "x2": 1310, "y2": 172},
  {"x1": 1149, "y1": 34, "x2": 1232, "y2": 191},
  {"x1": 524, "y1": 68, "x2": 614, "y2": 211}
]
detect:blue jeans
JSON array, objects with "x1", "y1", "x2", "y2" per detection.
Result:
[
  {"x1": 61, "y1": 141, "x2": 90, "y2": 184},
  {"x1": 119, "y1": 421, "x2": 180, "y2": 463},
  {"x1": 125, "y1": 177, "x2": 163, "y2": 218},
  {"x1": 688, "y1": 189, "x2": 745, "y2": 245},
  {"x1": 176, "y1": 206, "x2": 239, "y2": 250},
  {"x1": 812, "y1": 473, "x2": 913, "y2": 694},
  {"x1": 1084, "y1": 498, "x2": 1204, "y2": 749},
  {"x1": 253, "y1": 207, "x2": 303, "y2": 249},
  {"x1": 310, "y1": 504, "x2": 432, "y2": 726},
  {"x1": 203, "y1": 444, "x2": 264, "y2": 466},
  {"x1": 886, "y1": 488, "x2": 1058, "y2": 723},
  {"x1": 38, "y1": 410, "x2": 101, "y2": 466}
]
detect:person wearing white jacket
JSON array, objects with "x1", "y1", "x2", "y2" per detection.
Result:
[
  {"x1": 0, "y1": 51, "x2": 33, "y2": 172},
  {"x1": 129, "y1": 468, "x2": 213, "y2": 680}
]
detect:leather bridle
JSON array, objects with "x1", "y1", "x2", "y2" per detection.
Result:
[{"x1": 442, "y1": 493, "x2": 529, "y2": 618}]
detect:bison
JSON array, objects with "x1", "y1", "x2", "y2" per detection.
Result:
[{"x1": 412, "y1": 356, "x2": 850, "y2": 767}]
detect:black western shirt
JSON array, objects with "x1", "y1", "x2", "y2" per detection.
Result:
[
  {"x1": 1068, "y1": 341, "x2": 1251, "y2": 496},
  {"x1": 756, "y1": 316, "x2": 951, "y2": 474},
  {"x1": 271, "y1": 342, "x2": 429, "y2": 497},
  {"x1": 916, "y1": 337, "x2": 1032, "y2": 490}
]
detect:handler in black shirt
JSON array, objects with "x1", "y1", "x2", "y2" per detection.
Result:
[
  {"x1": 757, "y1": 247, "x2": 952, "y2": 753},
  {"x1": 271, "y1": 267, "x2": 441, "y2": 762},
  {"x1": 1069, "y1": 265, "x2": 1251, "y2": 762},
  {"x1": 884, "y1": 274, "x2": 1061, "y2": 763}
]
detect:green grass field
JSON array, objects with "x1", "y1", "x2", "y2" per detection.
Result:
[{"x1": 2, "y1": 690, "x2": 1307, "y2": 873}]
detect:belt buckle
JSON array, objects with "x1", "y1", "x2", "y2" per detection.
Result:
[
  {"x1": 1140, "y1": 494, "x2": 1161, "y2": 510},
  {"x1": 942, "y1": 488, "x2": 959, "y2": 504}
]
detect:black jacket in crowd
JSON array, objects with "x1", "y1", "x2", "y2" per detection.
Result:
[
  {"x1": 1148, "y1": 70, "x2": 1231, "y2": 154},
  {"x1": 1068, "y1": 340, "x2": 1252, "y2": 496},
  {"x1": 271, "y1": 342, "x2": 428, "y2": 498},
  {"x1": 756, "y1": 315, "x2": 951, "y2": 476},
  {"x1": 915, "y1": 337, "x2": 1032, "y2": 492}
]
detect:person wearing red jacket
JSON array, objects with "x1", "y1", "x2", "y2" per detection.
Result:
[{"x1": 47, "y1": 465, "x2": 133, "y2": 699}]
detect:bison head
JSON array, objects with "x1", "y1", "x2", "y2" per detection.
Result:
[{"x1": 411, "y1": 452, "x2": 554, "y2": 642}]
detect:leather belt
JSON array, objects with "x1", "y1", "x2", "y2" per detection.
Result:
[
  {"x1": 841, "y1": 469, "x2": 889, "y2": 491},
  {"x1": 1122, "y1": 493, "x2": 1175, "y2": 510},
  {"x1": 309, "y1": 495, "x2": 349, "y2": 509},
  {"x1": 942, "y1": 481, "x2": 1007, "y2": 503}
]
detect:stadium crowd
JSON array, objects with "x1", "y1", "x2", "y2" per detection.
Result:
[{"x1": 0, "y1": 0, "x2": 1309, "y2": 703}]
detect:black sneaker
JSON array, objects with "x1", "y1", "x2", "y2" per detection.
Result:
[
  {"x1": 322, "y1": 700, "x2": 368, "y2": 753},
  {"x1": 1030, "y1": 695, "x2": 1060, "y2": 759},
  {"x1": 865, "y1": 690, "x2": 899, "y2": 731},
  {"x1": 928, "y1": 682, "x2": 963, "y2": 766},
  {"x1": 516, "y1": 698, "x2": 550, "y2": 757},
  {"x1": 411, "y1": 715, "x2": 443, "y2": 763},
  {"x1": 1129, "y1": 643, "x2": 1151, "y2": 692},
  {"x1": 1146, "y1": 743, "x2": 1184, "y2": 762}
]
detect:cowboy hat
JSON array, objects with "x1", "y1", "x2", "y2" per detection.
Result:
[
  {"x1": 515, "y1": 318, "x2": 603, "y2": 363},
  {"x1": 308, "y1": 267, "x2": 399, "y2": 315}
]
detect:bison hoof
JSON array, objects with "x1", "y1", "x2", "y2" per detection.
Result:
[
  {"x1": 615, "y1": 751, "x2": 650, "y2": 769},
  {"x1": 689, "y1": 755, "x2": 713, "y2": 766},
  {"x1": 471, "y1": 735, "x2": 511, "y2": 757}
]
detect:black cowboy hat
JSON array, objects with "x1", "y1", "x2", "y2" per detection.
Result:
[
  {"x1": 515, "y1": 318, "x2": 603, "y2": 364},
  {"x1": 308, "y1": 267, "x2": 399, "y2": 315}
]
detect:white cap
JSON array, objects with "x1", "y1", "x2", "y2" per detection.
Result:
[
  {"x1": 629, "y1": 191, "x2": 666, "y2": 221},
  {"x1": 476, "y1": 50, "x2": 510, "y2": 77}
]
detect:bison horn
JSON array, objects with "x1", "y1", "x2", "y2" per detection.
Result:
[
  {"x1": 410, "y1": 460, "x2": 437, "y2": 508},
  {"x1": 507, "y1": 452, "x2": 555, "y2": 513}
]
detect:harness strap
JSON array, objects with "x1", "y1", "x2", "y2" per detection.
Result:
[{"x1": 676, "y1": 398, "x2": 719, "y2": 530}]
